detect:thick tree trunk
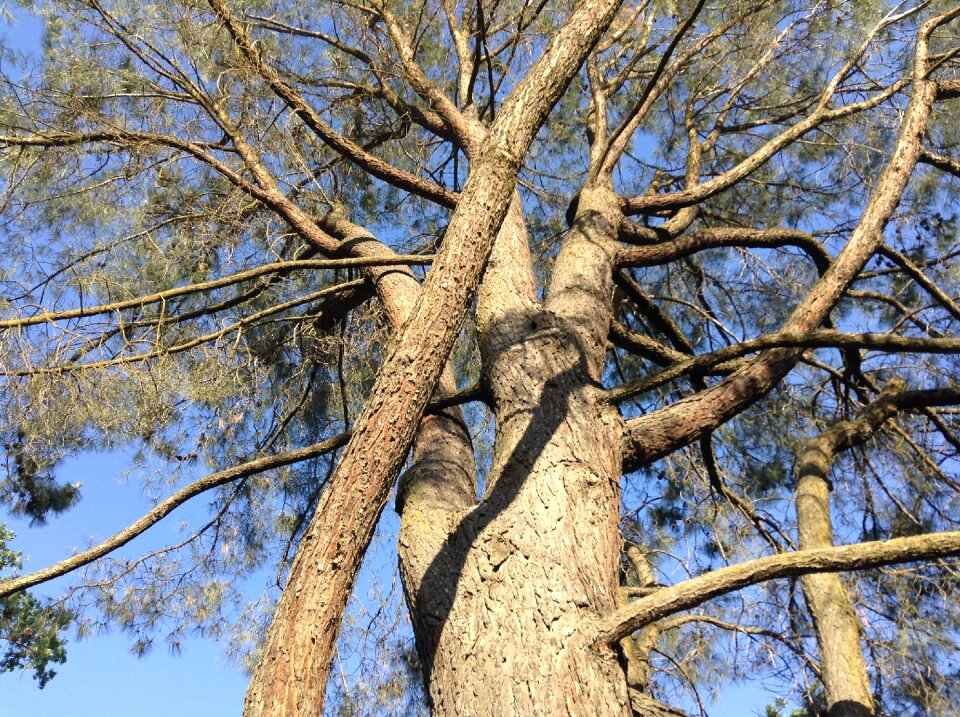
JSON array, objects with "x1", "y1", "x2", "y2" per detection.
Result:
[{"x1": 399, "y1": 186, "x2": 633, "y2": 716}]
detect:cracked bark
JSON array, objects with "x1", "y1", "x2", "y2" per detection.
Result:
[{"x1": 397, "y1": 184, "x2": 633, "y2": 715}]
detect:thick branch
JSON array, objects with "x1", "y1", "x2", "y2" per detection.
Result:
[
  {"x1": 593, "y1": 530, "x2": 960, "y2": 646},
  {"x1": 937, "y1": 78, "x2": 960, "y2": 99},
  {"x1": 608, "y1": 332, "x2": 960, "y2": 404},
  {"x1": 615, "y1": 227, "x2": 830, "y2": 273},
  {"x1": 621, "y1": 12, "x2": 949, "y2": 470},
  {"x1": 919, "y1": 148, "x2": 960, "y2": 177},
  {"x1": 797, "y1": 380, "x2": 902, "y2": 716}
]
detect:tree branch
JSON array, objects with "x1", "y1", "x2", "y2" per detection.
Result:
[
  {"x1": 615, "y1": 227, "x2": 830, "y2": 273},
  {"x1": 592, "y1": 530, "x2": 960, "y2": 646},
  {"x1": 0, "y1": 256, "x2": 431, "y2": 330},
  {"x1": 620, "y1": 10, "x2": 951, "y2": 470},
  {"x1": 0, "y1": 432, "x2": 351, "y2": 599},
  {"x1": 207, "y1": 0, "x2": 459, "y2": 208},
  {"x1": 612, "y1": 331, "x2": 960, "y2": 403}
]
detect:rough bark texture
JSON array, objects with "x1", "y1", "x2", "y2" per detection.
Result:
[
  {"x1": 398, "y1": 185, "x2": 632, "y2": 715},
  {"x1": 594, "y1": 530, "x2": 960, "y2": 645}
]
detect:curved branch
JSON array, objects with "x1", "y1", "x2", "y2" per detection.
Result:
[
  {"x1": 608, "y1": 331, "x2": 960, "y2": 405},
  {"x1": 879, "y1": 244, "x2": 960, "y2": 321},
  {"x1": 919, "y1": 148, "x2": 960, "y2": 178},
  {"x1": 377, "y1": 5, "x2": 482, "y2": 153},
  {"x1": 619, "y1": 76, "x2": 909, "y2": 216},
  {"x1": 0, "y1": 377, "x2": 484, "y2": 599},
  {"x1": 0, "y1": 432, "x2": 351, "y2": 599},
  {"x1": 620, "y1": 10, "x2": 951, "y2": 470},
  {"x1": 592, "y1": 530, "x2": 960, "y2": 646},
  {"x1": 3, "y1": 280, "x2": 367, "y2": 376},
  {"x1": 937, "y1": 78, "x2": 960, "y2": 100},
  {"x1": 615, "y1": 227, "x2": 830, "y2": 273}
]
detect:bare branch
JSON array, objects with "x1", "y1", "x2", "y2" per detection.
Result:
[
  {"x1": 0, "y1": 256, "x2": 432, "y2": 330},
  {"x1": 208, "y1": 0, "x2": 460, "y2": 208},
  {"x1": 593, "y1": 530, "x2": 960, "y2": 646},
  {"x1": 608, "y1": 331, "x2": 960, "y2": 405},
  {"x1": 0, "y1": 432, "x2": 351, "y2": 599}
]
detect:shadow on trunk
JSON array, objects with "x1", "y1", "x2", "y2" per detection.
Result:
[{"x1": 411, "y1": 312, "x2": 598, "y2": 678}]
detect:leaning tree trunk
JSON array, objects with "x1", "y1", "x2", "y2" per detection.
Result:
[{"x1": 398, "y1": 185, "x2": 634, "y2": 716}]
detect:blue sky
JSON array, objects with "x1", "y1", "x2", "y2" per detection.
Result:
[{"x1": 0, "y1": 452, "x2": 250, "y2": 717}]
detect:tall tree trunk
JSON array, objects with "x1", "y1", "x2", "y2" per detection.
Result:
[{"x1": 399, "y1": 185, "x2": 633, "y2": 715}]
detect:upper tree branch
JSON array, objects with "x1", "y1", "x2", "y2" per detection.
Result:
[
  {"x1": 208, "y1": 0, "x2": 459, "y2": 208},
  {"x1": 0, "y1": 255, "x2": 431, "y2": 330},
  {"x1": 615, "y1": 227, "x2": 830, "y2": 273},
  {"x1": 609, "y1": 330, "x2": 960, "y2": 404},
  {"x1": 0, "y1": 431, "x2": 352, "y2": 599},
  {"x1": 920, "y1": 148, "x2": 960, "y2": 178},
  {"x1": 375, "y1": 3, "x2": 483, "y2": 154},
  {"x1": 621, "y1": 7, "x2": 958, "y2": 471}
]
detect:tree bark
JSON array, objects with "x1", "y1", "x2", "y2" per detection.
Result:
[
  {"x1": 794, "y1": 379, "x2": 960, "y2": 717},
  {"x1": 796, "y1": 440, "x2": 875, "y2": 717},
  {"x1": 397, "y1": 184, "x2": 633, "y2": 715}
]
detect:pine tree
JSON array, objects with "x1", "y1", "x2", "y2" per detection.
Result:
[{"x1": 0, "y1": 1, "x2": 959, "y2": 715}]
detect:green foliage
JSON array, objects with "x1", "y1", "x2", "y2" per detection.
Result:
[{"x1": 0, "y1": 526, "x2": 72, "y2": 687}]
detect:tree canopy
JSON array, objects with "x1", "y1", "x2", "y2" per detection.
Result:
[{"x1": 0, "y1": 0, "x2": 959, "y2": 715}]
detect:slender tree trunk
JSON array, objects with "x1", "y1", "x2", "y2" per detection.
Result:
[
  {"x1": 796, "y1": 380, "x2": 913, "y2": 717},
  {"x1": 796, "y1": 458, "x2": 874, "y2": 717}
]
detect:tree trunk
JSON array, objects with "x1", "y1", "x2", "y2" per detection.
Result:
[
  {"x1": 795, "y1": 381, "x2": 913, "y2": 717},
  {"x1": 242, "y1": 2, "x2": 624, "y2": 713},
  {"x1": 796, "y1": 466, "x2": 874, "y2": 717},
  {"x1": 399, "y1": 185, "x2": 633, "y2": 715}
]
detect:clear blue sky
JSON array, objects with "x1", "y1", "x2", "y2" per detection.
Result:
[{"x1": 0, "y1": 8, "x2": 794, "y2": 716}]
